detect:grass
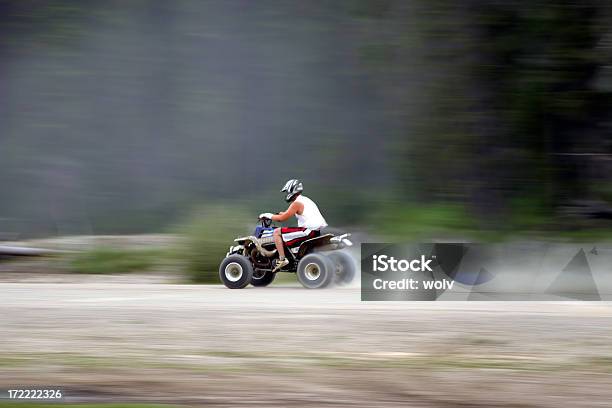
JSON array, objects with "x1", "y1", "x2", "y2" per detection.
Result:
[
  {"x1": 0, "y1": 356, "x2": 30, "y2": 367},
  {"x1": 175, "y1": 205, "x2": 252, "y2": 283},
  {"x1": 371, "y1": 200, "x2": 612, "y2": 242},
  {"x1": 271, "y1": 272, "x2": 298, "y2": 284},
  {"x1": 63, "y1": 205, "x2": 300, "y2": 282},
  {"x1": 68, "y1": 248, "x2": 164, "y2": 274},
  {"x1": 372, "y1": 203, "x2": 474, "y2": 241}
]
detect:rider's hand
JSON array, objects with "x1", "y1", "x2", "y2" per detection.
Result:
[{"x1": 259, "y1": 212, "x2": 274, "y2": 220}]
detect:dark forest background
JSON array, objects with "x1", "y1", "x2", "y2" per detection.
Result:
[{"x1": 1, "y1": 0, "x2": 611, "y2": 239}]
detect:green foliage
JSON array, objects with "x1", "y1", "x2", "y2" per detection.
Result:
[
  {"x1": 508, "y1": 195, "x2": 551, "y2": 231},
  {"x1": 373, "y1": 203, "x2": 473, "y2": 240},
  {"x1": 397, "y1": 0, "x2": 612, "y2": 224},
  {"x1": 176, "y1": 205, "x2": 252, "y2": 283},
  {"x1": 69, "y1": 248, "x2": 160, "y2": 274},
  {"x1": 1, "y1": 0, "x2": 611, "y2": 238}
]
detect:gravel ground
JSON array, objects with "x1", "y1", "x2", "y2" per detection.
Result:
[{"x1": 1, "y1": 283, "x2": 612, "y2": 407}]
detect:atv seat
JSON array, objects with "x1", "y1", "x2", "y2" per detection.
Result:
[{"x1": 296, "y1": 234, "x2": 334, "y2": 258}]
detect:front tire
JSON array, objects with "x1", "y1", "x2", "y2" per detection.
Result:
[
  {"x1": 251, "y1": 270, "x2": 276, "y2": 287},
  {"x1": 297, "y1": 253, "x2": 334, "y2": 289},
  {"x1": 219, "y1": 255, "x2": 253, "y2": 289}
]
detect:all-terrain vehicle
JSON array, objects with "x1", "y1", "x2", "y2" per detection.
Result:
[{"x1": 219, "y1": 218, "x2": 355, "y2": 289}]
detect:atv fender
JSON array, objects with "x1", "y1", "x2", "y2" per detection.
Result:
[{"x1": 296, "y1": 234, "x2": 334, "y2": 258}]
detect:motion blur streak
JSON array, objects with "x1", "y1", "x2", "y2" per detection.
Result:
[
  {"x1": 1, "y1": 1, "x2": 612, "y2": 407},
  {"x1": 1, "y1": 285, "x2": 612, "y2": 407},
  {"x1": 1, "y1": 1, "x2": 611, "y2": 238}
]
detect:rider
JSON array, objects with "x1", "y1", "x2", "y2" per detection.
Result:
[{"x1": 259, "y1": 179, "x2": 327, "y2": 272}]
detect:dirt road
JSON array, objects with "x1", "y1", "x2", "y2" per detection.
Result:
[{"x1": 1, "y1": 283, "x2": 612, "y2": 407}]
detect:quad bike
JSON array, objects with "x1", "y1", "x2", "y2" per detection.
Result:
[{"x1": 219, "y1": 218, "x2": 355, "y2": 289}]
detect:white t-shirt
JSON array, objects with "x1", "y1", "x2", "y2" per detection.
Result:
[{"x1": 295, "y1": 195, "x2": 327, "y2": 230}]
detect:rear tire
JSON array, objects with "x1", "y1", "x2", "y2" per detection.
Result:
[
  {"x1": 329, "y1": 251, "x2": 356, "y2": 285},
  {"x1": 219, "y1": 255, "x2": 253, "y2": 289},
  {"x1": 297, "y1": 253, "x2": 334, "y2": 289},
  {"x1": 251, "y1": 270, "x2": 276, "y2": 287}
]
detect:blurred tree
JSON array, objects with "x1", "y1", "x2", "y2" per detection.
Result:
[
  {"x1": 405, "y1": 0, "x2": 612, "y2": 228},
  {"x1": 2, "y1": 0, "x2": 612, "y2": 237}
]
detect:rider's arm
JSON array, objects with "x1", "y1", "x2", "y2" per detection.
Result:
[{"x1": 272, "y1": 201, "x2": 303, "y2": 222}]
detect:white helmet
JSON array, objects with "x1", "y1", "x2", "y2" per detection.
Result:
[{"x1": 281, "y1": 179, "x2": 303, "y2": 202}]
